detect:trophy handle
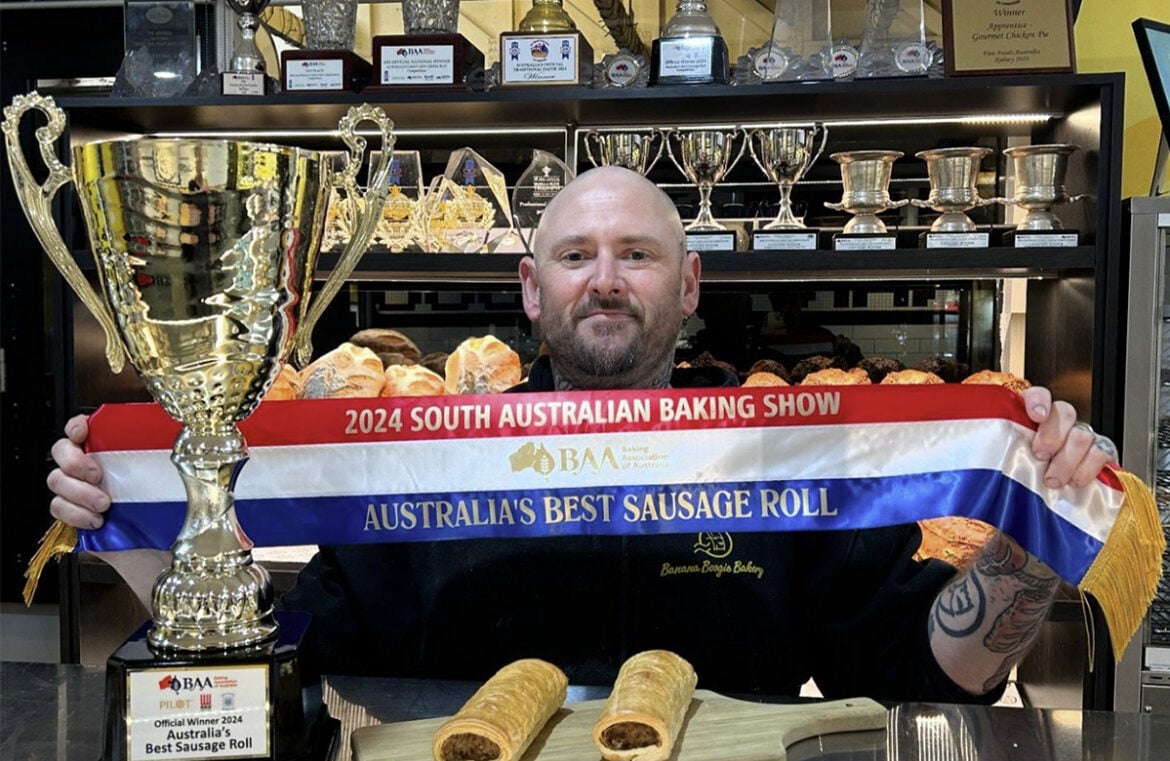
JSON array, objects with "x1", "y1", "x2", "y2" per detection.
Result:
[
  {"x1": 725, "y1": 129, "x2": 749, "y2": 176},
  {"x1": 294, "y1": 104, "x2": 396, "y2": 368},
  {"x1": 810, "y1": 124, "x2": 829, "y2": 167},
  {"x1": 664, "y1": 129, "x2": 687, "y2": 179},
  {"x1": 747, "y1": 129, "x2": 767, "y2": 176},
  {"x1": 583, "y1": 130, "x2": 602, "y2": 168},
  {"x1": 824, "y1": 201, "x2": 845, "y2": 211},
  {"x1": 645, "y1": 130, "x2": 667, "y2": 174},
  {"x1": 909, "y1": 198, "x2": 932, "y2": 209},
  {"x1": 888, "y1": 198, "x2": 911, "y2": 209},
  {"x1": 1, "y1": 92, "x2": 126, "y2": 374}
]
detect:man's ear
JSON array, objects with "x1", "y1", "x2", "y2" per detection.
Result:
[
  {"x1": 519, "y1": 256, "x2": 542, "y2": 321},
  {"x1": 681, "y1": 251, "x2": 701, "y2": 316}
]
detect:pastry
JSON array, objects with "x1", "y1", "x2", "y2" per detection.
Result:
[
  {"x1": 299, "y1": 343, "x2": 385, "y2": 399},
  {"x1": 742, "y1": 371, "x2": 789, "y2": 387},
  {"x1": 800, "y1": 367, "x2": 871, "y2": 386},
  {"x1": 856, "y1": 356, "x2": 905, "y2": 384},
  {"x1": 592, "y1": 650, "x2": 697, "y2": 761},
  {"x1": 961, "y1": 369, "x2": 1032, "y2": 393},
  {"x1": 262, "y1": 364, "x2": 302, "y2": 401},
  {"x1": 432, "y1": 659, "x2": 567, "y2": 761},
  {"x1": 880, "y1": 369, "x2": 945, "y2": 385},
  {"x1": 349, "y1": 328, "x2": 422, "y2": 364},
  {"x1": 445, "y1": 336, "x2": 521, "y2": 395},
  {"x1": 382, "y1": 364, "x2": 447, "y2": 397}
]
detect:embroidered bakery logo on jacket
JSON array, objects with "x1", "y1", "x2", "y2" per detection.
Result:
[{"x1": 656, "y1": 533, "x2": 766, "y2": 579}]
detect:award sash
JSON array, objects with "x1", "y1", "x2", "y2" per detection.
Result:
[{"x1": 27, "y1": 384, "x2": 1163, "y2": 660}]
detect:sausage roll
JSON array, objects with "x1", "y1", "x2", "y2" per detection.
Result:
[
  {"x1": 592, "y1": 650, "x2": 697, "y2": 761},
  {"x1": 432, "y1": 658, "x2": 567, "y2": 761}
]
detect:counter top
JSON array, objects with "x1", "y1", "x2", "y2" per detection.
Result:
[{"x1": 2, "y1": 661, "x2": 1167, "y2": 761}]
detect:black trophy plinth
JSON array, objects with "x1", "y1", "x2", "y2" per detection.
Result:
[
  {"x1": 102, "y1": 611, "x2": 325, "y2": 761},
  {"x1": 649, "y1": 35, "x2": 729, "y2": 86},
  {"x1": 281, "y1": 50, "x2": 372, "y2": 93},
  {"x1": 369, "y1": 34, "x2": 484, "y2": 91}
]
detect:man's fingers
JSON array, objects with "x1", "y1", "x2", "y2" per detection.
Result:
[
  {"x1": 50, "y1": 436, "x2": 101, "y2": 484},
  {"x1": 64, "y1": 414, "x2": 89, "y2": 444},
  {"x1": 1031, "y1": 400, "x2": 1077, "y2": 462},
  {"x1": 48, "y1": 491, "x2": 107, "y2": 530}
]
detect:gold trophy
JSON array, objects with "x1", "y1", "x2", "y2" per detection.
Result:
[
  {"x1": 518, "y1": 0, "x2": 575, "y2": 31},
  {"x1": 500, "y1": 0, "x2": 592, "y2": 86},
  {"x1": 2, "y1": 92, "x2": 394, "y2": 759}
]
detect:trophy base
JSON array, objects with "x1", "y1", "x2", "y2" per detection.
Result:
[
  {"x1": 649, "y1": 36, "x2": 730, "y2": 85},
  {"x1": 833, "y1": 233, "x2": 897, "y2": 251},
  {"x1": 920, "y1": 230, "x2": 990, "y2": 249},
  {"x1": 281, "y1": 50, "x2": 372, "y2": 93},
  {"x1": 751, "y1": 229, "x2": 819, "y2": 251},
  {"x1": 101, "y1": 611, "x2": 327, "y2": 761},
  {"x1": 1005, "y1": 229, "x2": 1080, "y2": 247},
  {"x1": 369, "y1": 34, "x2": 485, "y2": 91},
  {"x1": 685, "y1": 229, "x2": 738, "y2": 252},
  {"x1": 221, "y1": 71, "x2": 268, "y2": 96}
]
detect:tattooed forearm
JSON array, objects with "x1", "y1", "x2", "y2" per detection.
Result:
[
  {"x1": 976, "y1": 532, "x2": 1027, "y2": 575},
  {"x1": 934, "y1": 573, "x2": 985, "y2": 637}
]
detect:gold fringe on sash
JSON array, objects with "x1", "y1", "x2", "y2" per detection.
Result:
[
  {"x1": 22, "y1": 519, "x2": 77, "y2": 605},
  {"x1": 1078, "y1": 469, "x2": 1166, "y2": 661}
]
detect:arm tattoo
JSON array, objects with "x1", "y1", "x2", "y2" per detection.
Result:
[
  {"x1": 976, "y1": 532, "x2": 1027, "y2": 576},
  {"x1": 934, "y1": 573, "x2": 985, "y2": 637}
]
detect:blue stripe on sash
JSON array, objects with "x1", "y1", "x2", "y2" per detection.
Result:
[{"x1": 77, "y1": 469, "x2": 1102, "y2": 585}]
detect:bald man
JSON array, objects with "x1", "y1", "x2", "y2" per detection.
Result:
[{"x1": 48, "y1": 167, "x2": 1115, "y2": 702}]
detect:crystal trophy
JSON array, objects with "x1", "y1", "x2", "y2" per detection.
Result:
[
  {"x1": 372, "y1": 150, "x2": 427, "y2": 252},
  {"x1": 282, "y1": 0, "x2": 370, "y2": 92},
  {"x1": 735, "y1": 0, "x2": 833, "y2": 84},
  {"x1": 115, "y1": 1, "x2": 199, "y2": 97},
  {"x1": 512, "y1": 150, "x2": 575, "y2": 250},
  {"x1": 372, "y1": 0, "x2": 485, "y2": 90},
  {"x1": 852, "y1": 0, "x2": 931, "y2": 78},
  {"x1": 423, "y1": 148, "x2": 510, "y2": 253},
  {"x1": 650, "y1": 0, "x2": 730, "y2": 86}
]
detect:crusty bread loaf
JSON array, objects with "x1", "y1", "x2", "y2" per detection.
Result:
[
  {"x1": 445, "y1": 336, "x2": 521, "y2": 395},
  {"x1": 961, "y1": 369, "x2": 1031, "y2": 393},
  {"x1": 300, "y1": 343, "x2": 385, "y2": 399},
  {"x1": 880, "y1": 369, "x2": 945, "y2": 385},
  {"x1": 263, "y1": 364, "x2": 302, "y2": 401},
  {"x1": 382, "y1": 364, "x2": 447, "y2": 397},
  {"x1": 419, "y1": 352, "x2": 448, "y2": 377},
  {"x1": 800, "y1": 367, "x2": 871, "y2": 386},
  {"x1": 349, "y1": 328, "x2": 422, "y2": 364}
]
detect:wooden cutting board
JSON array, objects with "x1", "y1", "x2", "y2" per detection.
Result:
[{"x1": 351, "y1": 689, "x2": 887, "y2": 761}]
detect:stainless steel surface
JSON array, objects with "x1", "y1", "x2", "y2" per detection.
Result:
[{"x1": 3, "y1": 662, "x2": 1169, "y2": 761}]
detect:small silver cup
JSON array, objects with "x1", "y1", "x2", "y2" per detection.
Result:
[
  {"x1": 910, "y1": 146, "x2": 993, "y2": 232},
  {"x1": 996, "y1": 144, "x2": 1083, "y2": 230},
  {"x1": 666, "y1": 128, "x2": 747, "y2": 231},
  {"x1": 749, "y1": 125, "x2": 827, "y2": 229},
  {"x1": 824, "y1": 150, "x2": 907, "y2": 234},
  {"x1": 583, "y1": 130, "x2": 665, "y2": 175}
]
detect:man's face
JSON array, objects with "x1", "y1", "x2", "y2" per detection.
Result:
[{"x1": 520, "y1": 169, "x2": 700, "y2": 389}]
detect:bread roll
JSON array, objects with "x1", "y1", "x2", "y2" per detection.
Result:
[
  {"x1": 961, "y1": 369, "x2": 1032, "y2": 393},
  {"x1": 432, "y1": 659, "x2": 567, "y2": 761},
  {"x1": 299, "y1": 343, "x2": 384, "y2": 399},
  {"x1": 880, "y1": 369, "x2": 945, "y2": 385},
  {"x1": 263, "y1": 364, "x2": 302, "y2": 401},
  {"x1": 382, "y1": 364, "x2": 447, "y2": 398},
  {"x1": 742, "y1": 371, "x2": 789, "y2": 387},
  {"x1": 801, "y1": 367, "x2": 871, "y2": 386},
  {"x1": 445, "y1": 336, "x2": 521, "y2": 395},
  {"x1": 592, "y1": 650, "x2": 697, "y2": 761},
  {"x1": 349, "y1": 328, "x2": 422, "y2": 364}
]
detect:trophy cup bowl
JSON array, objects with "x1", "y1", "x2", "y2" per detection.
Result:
[
  {"x1": 583, "y1": 130, "x2": 665, "y2": 175},
  {"x1": 825, "y1": 149, "x2": 906, "y2": 235},
  {"x1": 749, "y1": 124, "x2": 828, "y2": 230},
  {"x1": 402, "y1": 0, "x2": 462, "y2": 34},
  {"x1": 911, "y1": 146, "x2": 993, "y2": 232},
  {"x1": 2, "y1": 94, "x2": 394, "y2": 651},
  {"x1": 666, "y1": 128, "x2": 747, "y2": 231},
  {"x1": 997, "y1": 143, "x2": 1082, "y2": 230},
  {"x1": 302, "y1": 0, "x2": 360, "y2": 50},
  {"x1": 518, "y1": 0, "x2": 576, "y2": 32}
]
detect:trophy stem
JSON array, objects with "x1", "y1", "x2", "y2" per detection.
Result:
[
  {"x1": 231, "y1": 11, "x2": 266, "y2": 73},
  {"x1": 764, "y1": 182, "x2": 804, "y2": 229},
  {"x1": 688, "y1": 182, "x2": 721, "y2": 230},
  {"x1": 148, "y1": 426, "x2": 277, "y2": 652}
]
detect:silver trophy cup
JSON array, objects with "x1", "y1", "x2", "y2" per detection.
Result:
[
  {"x1": 666, "y1": 128, "x2": 747, "y2": 231},
  {"x1": 996, "y1": 143, "x2": 1084, "y2": 230},
  {"x1": 910, "y1": 146, "x2": 993, "y2": 232},
  {"x1": 825, "y1": 149, "x2": 907, "y2": 234},
  {"x1": 583, "y1": 130, "x2": 665, "y2": 175},
  {"x1": 749, "y1": 125, "x2": 828, "y2": 229}
]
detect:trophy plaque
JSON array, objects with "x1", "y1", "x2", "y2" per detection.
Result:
[
  {"x1": 825, "y1": 149, "x2": 906, "y2": 249},
  {"x1": 852, "y1": 0, "x2": 932, "y2": 78},
  {"x1": 997, "y1": 143, "x2": 1083, "y2": 247},
  {"x1": 650, "y1": 0, "x2": 730, "y2": 86},
  {"x1": 500, "y1": 0, "x2": 593, "y2": 87},
  {"x1": 911, "y1": 146, "x2": 993, "y2": 248},
  {"x1": 748, "y1": 124, "x2": 827, "y2": 250},
  {"x1": 667, "y1": 128, "x2": 747, "y2": 251},
  {"x1": 222, "y1": 0, "x2": 271, "y2": 95},
  {"x1": 583, "y1": 130, "x2": 665, "y2": 175},
  {"x1": 371, "y1": 0, "x2": 484, "y2": 90},
  {"x1": 736, "y1": 0, "x2": 833, "y2": 84},
  {"x1": 2, "y1": 93, "x2": 396, "y2": 760},
  {"x1": 513, "y1": 149, "x2": 575, "y2": 250},
  {"x1": 282, "y1": 0, "x2": 370, "y2": 92}
]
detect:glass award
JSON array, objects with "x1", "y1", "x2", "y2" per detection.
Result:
[
  {"x1": 422, "y1": 148, "x2": 509, "y2": 253},
  {"x1": 512, "y1": 150, "x2": 575, "y2": 250},
  {"x1": 116, "y1": 1, "x2": 199, "y2": 97},
  {"x1": 370, "y1": 150, "x2": 426, "y2": 252},
  {"x1": 737, "y1": 0, "x2": 833, "y2": 84},
  {"x1": 850, "y1": 0, "x2": 931, "y2": 78}
]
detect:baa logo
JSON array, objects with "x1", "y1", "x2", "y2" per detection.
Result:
[
  {"x1": 509, "y1": 442, "x2": 555, "y2": 475},
  {"x1": 510, "y1": 441, "x2": 619, "y2": 475},
  {"x1": 158, "y1": 674, "x2": 214, "y2": 693}
]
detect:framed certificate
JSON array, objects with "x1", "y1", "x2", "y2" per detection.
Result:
[{"x1": 942, "y1": 0, "x2": 1075, "y2": 76}]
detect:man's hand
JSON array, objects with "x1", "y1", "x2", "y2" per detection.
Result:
[
  {"x1": 47, "y1": 414, "x2": 110, "y2": 530},
  {"x1": 1021, "y1": 385, "x2": 1119, "y2": 487}
]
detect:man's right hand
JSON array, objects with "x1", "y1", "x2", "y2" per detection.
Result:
[{"x1": 47, "y1": 414, "x2": 110, "y2": 530}]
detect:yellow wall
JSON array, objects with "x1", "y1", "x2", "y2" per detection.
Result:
[{"x1": 1075, "y1": 2, "x2": 1168, "y2": 197}]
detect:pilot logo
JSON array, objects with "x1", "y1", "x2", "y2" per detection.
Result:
[{"x1": 693, "y1": 532, "x2": 733, "y2": 559}]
